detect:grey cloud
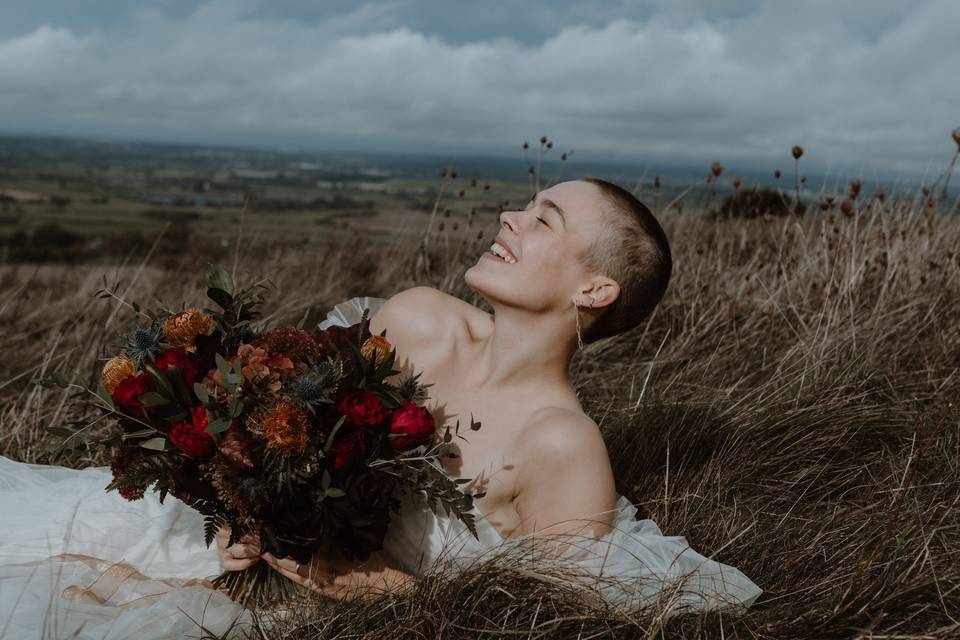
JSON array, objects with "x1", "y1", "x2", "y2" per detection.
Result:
[{"x1": 0, "y1": 0, "x2": 956, "y2": 178}]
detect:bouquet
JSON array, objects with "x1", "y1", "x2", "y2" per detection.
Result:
[{"x1": 44, "y1": 267, "x2": 483, "y2": 605}]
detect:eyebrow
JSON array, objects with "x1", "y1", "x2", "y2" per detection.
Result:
[{"x1": 527, "y1": 193, "x2": 567, "y2": 228}]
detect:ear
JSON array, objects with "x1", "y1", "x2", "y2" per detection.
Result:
[{"x1": 574, "y1": 278, "x2": 619, "y2": 309}]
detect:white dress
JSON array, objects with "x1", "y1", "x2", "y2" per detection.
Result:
[{"x1": 0, "y1": 296, "x2": 761, "y2": 639}]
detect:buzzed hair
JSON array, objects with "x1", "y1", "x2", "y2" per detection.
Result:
[{"x1": 577, "y1": 178, "x2": 672, "y2": 344}]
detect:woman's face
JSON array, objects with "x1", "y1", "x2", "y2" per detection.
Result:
[{"x1": 465, "y1": 179, "x2": 610, "y2": 313}]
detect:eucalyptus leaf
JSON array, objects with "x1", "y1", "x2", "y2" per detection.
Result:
[
  {"x1": 322, "y1": 415, "x2": 347, "y2": 453},
  {"x1": 121, "y1": 429, "x2": 156, "y2": 440},
  {"x1": 141, "y1": 437, "x2": 167, "y2": 451},
  {"x1": 96, "y1": 383, "x2": 115, "y2": 410},
  {"x1": 205, "y1": 417, "x2": 232, "y2": 434},
  {"x1": 142, "y1": 362, "x2": 177, "y2": 402}
]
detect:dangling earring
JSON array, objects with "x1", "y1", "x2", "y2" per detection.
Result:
[{"x1": 573, "y1": 301, "x2": 584, "y2": 350}]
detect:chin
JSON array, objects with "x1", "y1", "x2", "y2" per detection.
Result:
[{"x1": 464, "y1": 262, "x2": 528, "y2": 309}]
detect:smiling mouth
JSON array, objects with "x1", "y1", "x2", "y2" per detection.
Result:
[{"x1": 487, "y1": 241, "x2": 517, "y2": 263}]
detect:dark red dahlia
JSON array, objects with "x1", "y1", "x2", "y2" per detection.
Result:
[
  {"x1": 388, "y1": 401, "x2": 436, "y2": 451},
  {"x1": 110, "y1": 372, "x2": 153, "y2": 415},
  {"x1": 109, "y1": 446, "x2": 148, "y2": 501},
  {"x1": 156, "y1": 347, "x2": 202, "y2": 386},
  {"x1": 253, "y1": 324, "x2": 322, "y2": 363},
  {"x1": 329, "y1": 427, "x2": 366, "y2": 471},
  {"x1": 170, "y1": 405, "x2": 214, "y2": 459},
  {"x1": 337, "y1": 389, "x2": 388, "y2": 427}
]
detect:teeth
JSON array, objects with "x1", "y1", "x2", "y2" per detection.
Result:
[{"x1": 489, "y1": 242, "x2": 517, "y2": 263}]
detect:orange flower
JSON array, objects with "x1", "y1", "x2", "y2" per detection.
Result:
[
  {"x1": 361, "y1": 335, "x2": 392, "y2": 365},
  {"x1": 101, "y1": 354, "x2": 136, "y2": 394},
  {"x1": 163, "y1": 309, "x2": 215, "y2": 353},
  {"x1": 250, "y1": 398, "x2": 310, "y2": 455}
]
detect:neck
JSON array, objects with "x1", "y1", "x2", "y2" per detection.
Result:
[{"x1": 468, "y1": 301, "x2": 580, "y2": 390}]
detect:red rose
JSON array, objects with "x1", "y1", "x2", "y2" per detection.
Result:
[
  {"x1": 170, "y1": 405, "x2": 214, "y2": 458},
  {"x1": 336, "y1": 389, "x2": 388, "y2": 427},
  {"x1": 329, "y1": 428, "x2": 366, "y2": 471},
  {"x1": 111, "y1": 372, "x2": 153, "y2": 415},
  {"x1": 156, "y1": 347, "x2": 202, "y2": 386},
  {"x1": 388, "y1": 401, "x2": 436, "y2": 451}
]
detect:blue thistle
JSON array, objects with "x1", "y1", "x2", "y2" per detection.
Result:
[
  {"x1": 291, "y1": 376, "x2": 322, "y2": 404},
  {"x1": 127, "y1": 325, "x2": 161, "y2": 365},
  {"x1": 290, "y1": 361, "x2": 340, "y2": 405}
]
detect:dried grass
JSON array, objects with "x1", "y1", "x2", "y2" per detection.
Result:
[{"x1": 1, "y1": 182, "x2": 958, "y2": 639}]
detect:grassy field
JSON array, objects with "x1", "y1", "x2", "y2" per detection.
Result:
[{"x1": 1, "y1": 164, "x2": 958, "y2": 638}]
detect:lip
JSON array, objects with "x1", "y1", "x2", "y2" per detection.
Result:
[{"x1": 493, "y1": 235, "x2": 519, "y2": 262}]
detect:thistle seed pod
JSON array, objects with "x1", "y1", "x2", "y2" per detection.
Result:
[{"x1": 792, "y1": 145, "x2": 804, "y2": 160}]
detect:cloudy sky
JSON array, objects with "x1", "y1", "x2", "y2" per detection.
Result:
[{"x1": 0, "y1": 0, "x2": 957, "y2": 178}]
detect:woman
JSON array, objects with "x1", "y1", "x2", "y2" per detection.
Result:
[
  {"x1": 0, "y1": 179, "x2": 760, "y2": 639},
  {"x1": 224, "y1": 179, "x2": 761, "y2": 607}
]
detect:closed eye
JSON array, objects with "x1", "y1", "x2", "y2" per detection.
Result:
[{"x1": 536, "y1": 216, "x2": 548, "y2": 226}]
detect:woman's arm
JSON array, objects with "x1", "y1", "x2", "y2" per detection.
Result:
[{"x1": 261, "y1": 547, "x2": 416, "y2": 601}]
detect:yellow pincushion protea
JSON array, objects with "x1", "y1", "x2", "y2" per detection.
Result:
[
  {"x1": 101, "y1": 354, "x2": 136, "y2": 394},
  {"x1": 163, "y1": 309, "x2": 215, "y2": 353},
  {"x1": 361, "y1": 335, "x2": 392, "y2": 365}
]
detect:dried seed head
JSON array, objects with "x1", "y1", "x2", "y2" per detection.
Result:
[
  {"x1": 732, "y1": 176, "x2": 742, "y2": 190},
  {"x1": 710, "y1": 161, "x2": 724, "y2": 177},
  {"x1": 922, "y1": 186, "x2": 931, "y2": 196},
  {"x1": 528, "y1": 165, "x2": 535, "y2": 175},
  {"x1": 546, "y1": 141, "x2": 553, "y2": 149},
  {"x1": 450, "y1": 171, "x2": 457, "y2": 179},
  {"x1": 875, "y1": 188, "x2": 886, "y2": 203},
  {"x1": 953, "y1": 127, "x2": 960, "y2": 149},
  {"x1": 523, "y1": 142, "x2": 529, "y2": 150},
  {"x1": 840, "y1": 199, "x2": 854, "y2": 217},
  {"x1": 792, "y1": 145, "x2": 804, "y2": 160},
  {"x1": 560, "y1": 153, "x2": 567, "y2": 161},
  {"x1": 848, "y1": 180, "x2": 862, "y2": 199},
  {"x1": 483, "y1": 183, "x2": 490, "y2": 190},
  {"x1": 539, "y1": 135, "x2": 547, "y2": 144},
  {"x1": 440, "y1": 169, "x2": 447, "y2": 178},
  {"x1": 774, "y1": 170, "x2": 782, "y2": 179},
  {"x1": 654, "y1": 176, "x2": 661, "y2": 189},
  {"x1": 801, "y1": 176, "x2": 807, "y2": 184},
  {"x1": 443, "y1": 209, "x2": 451, "y2": 217}
]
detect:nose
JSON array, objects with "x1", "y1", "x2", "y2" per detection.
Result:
[{"x1": 499, "y1": 209, "x2": 519, "y2": 234}]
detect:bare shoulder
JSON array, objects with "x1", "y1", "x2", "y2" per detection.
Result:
[
  {"x1": 518, "y1": 406, "x2": 610, "y2": 462},
  {"x1": 370, "y1": 286, "x2": 465, "y2": 342},
  {"x1": 513, "y1": 406, "x2": 617, "y2": 536}
]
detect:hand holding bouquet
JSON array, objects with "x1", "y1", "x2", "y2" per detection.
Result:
[{"x1": 45, "y1": 267, "x2": 483, "y2": 606}]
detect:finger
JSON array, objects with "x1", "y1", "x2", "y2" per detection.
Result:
[
  {"x1": 227, "y1": 543, "x2": 260, "y2": 559},
  {"x1": 238, "y1": 533, "x2": 261, "y2": 546},
  {"x1": 220, "y1": 556, "x2": 260, "y2": 572}
]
